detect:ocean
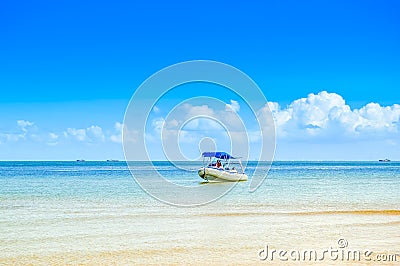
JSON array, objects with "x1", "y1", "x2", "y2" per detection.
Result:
[{"x1": 1, "y1": 161, "x2": 399, "y2": 265}]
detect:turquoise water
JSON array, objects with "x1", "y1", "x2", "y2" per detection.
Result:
[
  {"x1": 1, "y1": 161, "x2": 399, "y2": 209},
  {"x1": 1, "y1": 161, "x2": 399, "y2": 263}
]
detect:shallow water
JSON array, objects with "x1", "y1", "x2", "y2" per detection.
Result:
[{"x1": 0, "y1": 161, "x2": 399, "y2": 265}]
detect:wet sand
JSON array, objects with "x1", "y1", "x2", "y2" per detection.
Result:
[{"x1": 1, "y1": 207, "x2": 399, "y2": 265}]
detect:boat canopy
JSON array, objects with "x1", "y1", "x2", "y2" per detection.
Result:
[{"x1": 201, "y1": 152, "x2": 235, "y2": 159}]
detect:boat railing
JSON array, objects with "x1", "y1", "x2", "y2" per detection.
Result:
[{"x1": 201, "y1": 156, "x2": 245, "y2": 174}]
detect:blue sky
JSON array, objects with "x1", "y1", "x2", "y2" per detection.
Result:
[{"x1": 1, "y1": 0, "x2": 399, "y2": 160}]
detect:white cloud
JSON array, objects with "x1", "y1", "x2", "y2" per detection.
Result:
[
  {"x1": 1, "y1": 133, "x2": 24, "y2": 142},
  {"x1": 144, "y1": 100, "x2": 250, "y2": 162},
  {"x1": 183, "y1": 118, "x2": 222, "y2": 131},
  {"x1": 153, "y1": 106, "x2": 160, "y2": 113},
  {"x1": 0, "y1": 120, "x2": 35, "y2": 143},
  {"x1": 247, "y1": 130, "x2": 262, "y2": 143},
  {"x1": 178, "y1": 130, "x2": 198, "y2": 143},
  {"x1": 115, "y1": 122, "x2": 123, "y2": 131},
  {"x1": 147, "y1": 100, "x2": 246, "y2": 146},
  {"x1": 261, "y1": 91, "x2": 400, "y2": 141},
  {"x1": 181, "y1": 101, "x2": 244, "y2": 131},
  {"x1": 49, "y1": 133, "x2": 58, "y2": 140},
  {"x1": 354, "y1": 103, "x2": 400, "y2": 133},
  {"x1": 17, "y1": 120, "x2": 34, "y2": 132},
  {"x1": 182, "y1": 103, "x2": 215, "y2": 117},
  {"x1": 225, "y1": 100, "x2": 240, "y2": 113},
  {"x1": 64, "y1": 128, "x2": 87, "y2": 141},
  {"x1": 110, "y1": 135, "x2": 121, "y2": 143},
  {"x1": 64, "y1": 125, "x2": 105, "y2": 142},
  {"x1": 47, "y1": 132, "x2": 59, "y2": 146},
  {"x1": 87, "y1": 125, "x2": 105, "y2": 142},
  {"x1": 1, "y1": 120, "x2": 131, "y2": 147},
  {"x1": 152, "y1": 118, "x2": 165, "y2": 133},
  {"x1": 110, "y1": 122, "x2": 123, "y2": 143},
  {"x1": 62, "y1": 122, "x2": 135, "y2": 144}
]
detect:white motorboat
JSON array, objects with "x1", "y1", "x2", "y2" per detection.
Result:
[{"x1": 198, "y1": 152, "x2": 248, "y2": 182}]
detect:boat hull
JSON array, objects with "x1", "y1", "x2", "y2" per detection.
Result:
[{"x1": 198, "y1": 167, "x2": 248, "y2": 182}]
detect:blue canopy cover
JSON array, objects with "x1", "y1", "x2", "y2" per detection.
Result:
[{"x1": 201, "y1": 152, "x2": 235, "y2": 159}]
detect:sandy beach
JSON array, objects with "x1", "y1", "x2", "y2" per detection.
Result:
[{"x1": 2, "y1": 209, "x2": 399, "y2": 265}]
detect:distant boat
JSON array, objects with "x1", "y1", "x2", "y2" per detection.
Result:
[
  {"x1": 76, "y1": 159, "x2": 85, "y2": 162},
  {"x1": 198, "y1": 152, "x2": 248, "y2": 182},
  {"x1": 379, "y1": 159, "x2": 391, "y2": 162},
  {"x1": 106, "y1": 159, "x2": 119, "y2": 162}
]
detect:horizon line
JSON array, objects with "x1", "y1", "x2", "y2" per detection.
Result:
[{"x1": 0, "y1": 160, "x2": 397, "y2": 162}]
